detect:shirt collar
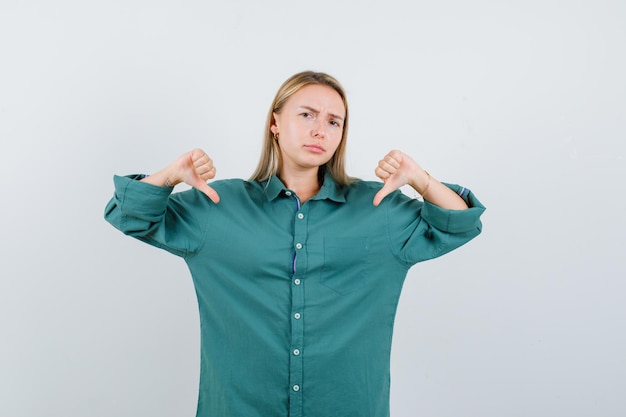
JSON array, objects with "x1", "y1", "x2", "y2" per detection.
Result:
[{"x1": 261, "y1": 171, "x2": 347, "y2": 203}]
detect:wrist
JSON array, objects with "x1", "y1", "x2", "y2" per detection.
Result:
[
  {"x1": 142, "y1": 166, "x2": 182, "y2": 188},
  {"x1": 162, "y1": 164, "x2": 184, "y2": 187},
  {"x1": 410, "y1": 170, "x2": 431, "y2": 196}
]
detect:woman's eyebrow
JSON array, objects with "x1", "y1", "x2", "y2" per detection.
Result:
[{"x1": 299, "y1": 105, "x2": 344, "y2": 121}]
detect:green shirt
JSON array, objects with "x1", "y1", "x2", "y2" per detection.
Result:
[{"x1": 104, "y1": 173, "x2": 485, "y2": 417}]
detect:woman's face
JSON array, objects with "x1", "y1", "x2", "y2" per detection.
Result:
[{"x1": 272, "y1": 84, "x2": 345, "y2": 175}]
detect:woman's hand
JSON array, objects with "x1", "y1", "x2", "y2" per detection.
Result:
[
  {"x1": 142, "y1": 148, "x2": 220, "y2": 203},
  {"x1": 373, "y1": 150, "x2": 425, "y2": 206}
]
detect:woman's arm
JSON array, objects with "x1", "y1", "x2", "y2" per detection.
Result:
[
  {"x1": 103, "y1": 149, "x2": 220, "y2": 257},
  {"x1": 373, "y1": 149, "x2": 468, "y2": 210}
]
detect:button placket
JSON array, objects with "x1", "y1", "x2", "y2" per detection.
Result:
[{"x1": 288, "y1": 192, "x2": 307, "y2": 416}]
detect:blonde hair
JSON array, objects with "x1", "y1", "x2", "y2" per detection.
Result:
[{"x1": 250, "y1": 71, "x2": 357, "y2": 185}]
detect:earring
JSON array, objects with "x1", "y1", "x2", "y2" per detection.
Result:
[{"x1": 273, "y1": 133, "x2": 279, "y2": 140}]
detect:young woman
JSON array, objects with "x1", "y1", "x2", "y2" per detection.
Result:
[{"x1": 105, "y1": 71, "x2": 485, "y2": 417}]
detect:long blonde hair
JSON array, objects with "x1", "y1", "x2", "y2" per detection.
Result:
[{"x1": 250, "y1": 71, "x2": 356, "y2": 185}]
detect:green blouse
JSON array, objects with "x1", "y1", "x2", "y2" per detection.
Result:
[{"x1": 104, "y1": 172, "x2": 485, "y2": 417}]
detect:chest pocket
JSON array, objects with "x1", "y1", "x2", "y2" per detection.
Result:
[{"x1": 320, "y1": 237, "x2": 371, "y2": 295}]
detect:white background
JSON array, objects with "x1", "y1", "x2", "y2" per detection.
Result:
[{"x1": 1, "y1": 1, "x2": 625, "y2": 416}]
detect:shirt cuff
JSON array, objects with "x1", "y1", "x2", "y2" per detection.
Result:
[
  {"x1": 113, "y1": 174, "x2": 174, "y2": 218},
  {"x1": 420, "y1": 182, "x2": 486, "y2": 233}
]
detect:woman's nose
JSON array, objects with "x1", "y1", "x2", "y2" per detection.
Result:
[{"x1": 312, "y1": 120, "x2": 326, "y2": 138}]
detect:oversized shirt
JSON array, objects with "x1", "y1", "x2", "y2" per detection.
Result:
[{"x1": 104, "y1": 172, "x2": 485, "y2": 417}]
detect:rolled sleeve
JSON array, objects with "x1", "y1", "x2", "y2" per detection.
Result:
[
  {"x1": 420, "y1": 182, "x2": 485, "y2": 234},
  {"x1": 111, "y1": 175, "x2": 173, "y2": 225},
  {"x1": 104, "y1": 175, "x2": 206, "y2": 257},
  {"x1": 386, "y1": 183, "x2": 485, "y2": 266}
]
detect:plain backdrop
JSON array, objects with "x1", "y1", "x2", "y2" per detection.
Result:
[{"x1": 1, "y1": 1, "x2": 625, "y2": 416}]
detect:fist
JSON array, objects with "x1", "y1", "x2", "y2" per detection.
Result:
[
  {"x1": 177, "y1": 148, "x2": 220, "y2": 203},
  {"x1": 372, "y1": 150, "x2": 420, "y2": 206}
]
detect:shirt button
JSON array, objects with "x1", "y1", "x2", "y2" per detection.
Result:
[
  {"x1": 297, "y1": 213, "x2": 304, "y2": 219},
  {"x1": 294, "y1": 278, "x2": 301, "y2": 285},
  {"x1": 295, "y1": 243, "x2": 303, "y2": 250},
  {"x1": 294, "y1": 313, "x2": 301, "y2": 320},
  {"x1": 293, "y1": 385, "x2": 300, "y2": 392},
  {"x1": 285, "y1": 191, "x2": 292, "y2": 196},
  {"x1": 293, "y1": 349, "x2": 300, "y2": 356}
]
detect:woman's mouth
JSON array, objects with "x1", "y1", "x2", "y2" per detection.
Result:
[{"x1": 304, "y1": 144, "x2": 325, "y2": 154}]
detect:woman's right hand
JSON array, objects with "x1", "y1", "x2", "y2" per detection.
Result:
[{"x1": 142, "y1": 148, "x2": 220, "y2": 203}]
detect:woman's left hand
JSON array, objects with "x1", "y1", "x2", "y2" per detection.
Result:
[{"x1": 373, "y1": 150, "x2": 427, "y2": 206}]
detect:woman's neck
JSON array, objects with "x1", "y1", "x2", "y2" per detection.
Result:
[{"x1": 279, "y1": 168, "x2": 321, "y2": 203}]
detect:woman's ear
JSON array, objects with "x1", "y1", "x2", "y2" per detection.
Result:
[{"x1": 270, "y1": 113, "x2": 279, "y2": 134}]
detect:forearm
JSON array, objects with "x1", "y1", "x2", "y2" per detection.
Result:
[
  {"x1": 140, "y1": 164, "x2": 182, "y2": 188},
  {"x1": 409, "y1": 170, "x2": 469, "y2": 210}
]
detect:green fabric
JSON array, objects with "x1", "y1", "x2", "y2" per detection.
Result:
[{"x1": 104, "y1": 173, "x2": 485, "y2": 417}]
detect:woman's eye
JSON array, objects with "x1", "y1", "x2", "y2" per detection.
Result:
[
  {"x1": 301, "y1": 112, "x2": 312, "y2": 118},
  {"x1": 330, "y1": 120, "x2": 341, "y2": 127}
]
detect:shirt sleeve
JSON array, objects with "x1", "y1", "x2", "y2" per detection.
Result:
[
  {"x1": 103, "y1": 174, "x2": 209, "y2": 257},
  {"x1": 385, "y1": 182, "x2": 485, "y2": 267}
]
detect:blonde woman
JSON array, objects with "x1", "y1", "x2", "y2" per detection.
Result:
[{"x1": 105, "y1": 70, "x2": 485, "y2": 417}]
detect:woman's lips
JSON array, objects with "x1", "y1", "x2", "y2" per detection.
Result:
[{"x1": 304, "y1": 144, "x2": 325, "y2": 153}]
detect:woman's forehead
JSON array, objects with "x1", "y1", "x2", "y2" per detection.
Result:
[{"x1": 287, "y1": 84, "x2": 345, "y2": 116}]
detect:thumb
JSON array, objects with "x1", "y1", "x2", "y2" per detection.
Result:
[
  {"x1": 373, "y1": 182, "x2": 396, "y2": 207},
  {"x1": 190, "y1": 177, "x2": 220, "y2": 204}
]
